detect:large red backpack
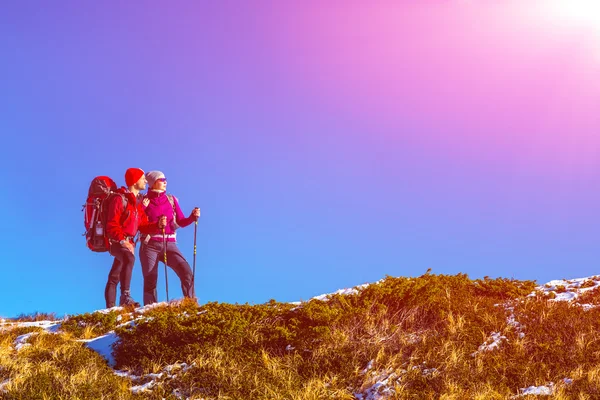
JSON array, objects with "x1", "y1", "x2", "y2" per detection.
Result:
[{"x1": 83, "y1": 176, "x2": 127, "y2": 252}]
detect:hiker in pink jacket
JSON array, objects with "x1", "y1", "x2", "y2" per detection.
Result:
[{"x1": 139, "y1": 170, "x2": 200, "y2": 305}]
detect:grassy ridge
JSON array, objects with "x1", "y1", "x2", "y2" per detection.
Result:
[{"x1": 4, "y1": 274, "x2": 600, "y2": 398}]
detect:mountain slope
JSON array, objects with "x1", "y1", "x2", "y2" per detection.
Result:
[{"x1": 2, "y1": 273, "x2": 600, "y2": 399}]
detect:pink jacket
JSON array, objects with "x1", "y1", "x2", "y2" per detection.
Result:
[{"x1": 142, "y1": 190, "x2": 195, "y2": 242}]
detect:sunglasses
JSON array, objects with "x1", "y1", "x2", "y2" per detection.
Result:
[{"x1": 156, "y1": 178, "x2": 167, "y2": 183}]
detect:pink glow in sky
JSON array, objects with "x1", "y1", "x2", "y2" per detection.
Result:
[
  {"x1": 1, "y1": 1, "x2": 600, "y2": 316},
  {"x1": 258, "y1": 2, "x2": 600, "y2": 176}
]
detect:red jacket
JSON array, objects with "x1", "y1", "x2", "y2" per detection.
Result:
[{"x1": 106, "y1": 188, "x2": 158, "y2": 242}]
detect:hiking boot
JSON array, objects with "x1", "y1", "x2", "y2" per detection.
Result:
[{"x1": 119, "y1": 291, "x2": 140, "y2": 307}]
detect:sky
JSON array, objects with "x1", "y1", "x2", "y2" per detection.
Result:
[{"x1": 1, "y1": 0, "x2": 599, "y2": 317}]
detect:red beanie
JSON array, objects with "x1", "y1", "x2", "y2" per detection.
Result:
[{"x1": 125, "y1": 168, "x2": 145, "y2": 187}]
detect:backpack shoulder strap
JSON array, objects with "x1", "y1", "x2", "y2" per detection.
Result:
[
  {"x1": 117, "y1": 193, "x2": 130, "y2": 225},
  {"x1": 107, "y1": 192, "x2": 127, "y2": 208},
  {"x1": 166, "y1": 194, "x2": 175, "y2": 209},
  {"x1": 166, "y1": 194, "x2": 180, "y2": 229}
]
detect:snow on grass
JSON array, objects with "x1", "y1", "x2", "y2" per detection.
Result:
[
  {"x1": 113, "y1": 370, "x2": 141, "y2": 380},
  {"x1": 521, "y1": 385, "x2": 553, "y2": 396},
  {"x1": 534, "y1": 276, "x2": 600, "y2": 303},
  {"x1": 355, "y1": 363, "x2": 438, "y2": 399},
  {"x1": 2, "y1": 276, "x2": 594, "y2": 397},
  {"x1": 1, "y1": 302, "x2": 196, "y2": 372},
  {"x1": 0, "y1": 379, "x2": 10, "y2": 393},
  {"x1": 355, "y1": 371, "x2": 398, "y2": 400},
  {"x1": 14, "y1": 332, "x2": 35, "y2": 351},
  {"x1": 473, "y1": 276, "x2": 600, "y2": 359},
  {"x1": 310, "y1": 284, "x2": 370, "y2": 301},
  {"x1": 290, "y1": 281, "x2": 381, "y2": 310},
  {"x1": 94, "y1": 306, "x2": 125, "y2": 314},
  {"x1": 361, "y1": 360, "x2": 374, "y2": 375},
  {"x1": 165, "y1": 362, "x2": 194, "y2": 374},
  {"x1": 114, "y1": 362, "x2": 196, "y2": 395},
  {"x1": 78, "y1": 332, "x2": 119, "y2": 367},
  {"x1": 130, "y1": 380, "x2": 156, "y2": 394},
  {"x1": 0, "y1": 319, "x2": 62, "y2": 333},
  {"x1": 472, "y1": 304, "x2": 519, "y2": 357},
  {"x1": 134, "y1": 301, "x2": 169, "y2": 314},
  {"x1": 472, "y1": 332, "x2": 507, "y2": 357},
  {"x1": 516, "y1": 384, "x2": 553, "y2": 396},
  {"x1": 511, "y1": 378, "x2": 574, "y2": 397}
]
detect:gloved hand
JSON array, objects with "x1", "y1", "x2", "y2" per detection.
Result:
[{"x1": 158, "y1": 215, "x2": 167, "y2": 230}]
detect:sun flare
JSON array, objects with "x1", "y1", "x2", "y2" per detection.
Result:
[{"x1": 545, "y1": 0, "x2": 600, "y2": 28}]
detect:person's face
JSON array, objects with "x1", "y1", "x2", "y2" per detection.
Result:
[
  {"x1": 153, "y1": 177, "x2": 167, "y2": 191},
  {"x1": 133, "y1": 174, "x2": 147, "y2": 190}
]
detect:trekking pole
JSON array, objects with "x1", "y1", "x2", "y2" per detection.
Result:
[
  {"x1": 192, "y1": 211, "x2": 198, "y2": 298},
  {"x1": 163, "y1": 226, "x2": 169, "y2": 302}
]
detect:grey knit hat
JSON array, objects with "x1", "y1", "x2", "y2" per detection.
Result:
[{"x1": 146, "y1": 170, "x2": 166, "y2": 188}]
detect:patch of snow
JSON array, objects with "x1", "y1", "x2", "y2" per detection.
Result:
[
  {"x1": 172, "y1": 388, "x2": 187, "y2": 398},
  {"x1": 404, "y1": 333, "x2": 421, "y2": 345},
  {"x1": 553, "y1": 292, "x2": 577, "y2": 301},
  {"x1": 113, "y1": 370, "x2": 141, "y2": 380},
  {"x1": 535, "y1": 277, "x2": 600, "y2": 304},
  {"x1": 131, "y1": 380, "x2": 156, "y2": 393},
  {"x1": 164, "y1": 362, "x2": 194, "y2": 374},
  {"x1": 361, "y1": 360, "x2": 374, "y2": 375},
  {"x1": 134, "y1": 302, "x2": 168, "y2": 314},
  {"x1": 122, "y1": 361, "x2": 196, "y2": 395},
  {"x1": 520, "y1": 385, "x2": 552, "y2": 395},
  {"x1": 95, "y1": 306, "x2": 124, "y2": 314},
  {"x1": 14, "y1": 333, "x2": 35, "y2": 351},
  {"x1": 307, "y1": 281, "x2": 386, "y2": 303},
  {"x1": 7, "y1": 320, "x2": 62, "y2": 333},
  {"x1": 0, "y1": 379, "x2": 10, "y2": 393},
  {"x1": 312, "y1": 287, "x2": 362, "y2": 301},
  {"x1": 473, "y1": 332, "x2": 507, "y2": 356},
  {"x1": 360, "y1": 360, "x2": 375, "y2": 375},
  {"x1": 356, "y1": 372, "x2": 398, "y2": 400},
  {"x1": 79, "y1": 332, "x2": 119, "y2": 367},
  {"x1": 116, "y1": 320, "x2": 136, "y2": 329},
  {"x1": 510, "y1": 383, "x2": 555, "y2": 398}
]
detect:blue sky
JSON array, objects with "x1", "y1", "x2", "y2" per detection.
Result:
[{"x1": 1, "y1": 1, "x2": 599, "y2": 317}]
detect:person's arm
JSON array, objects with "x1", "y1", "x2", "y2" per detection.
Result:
[
  {"x1": 138, "y1": 205, "x2": 162, "y2": 234},
  {"x1": 173, "y1": 196, "x2": 197, "y2": 228},
  {"x1": 106, "y1": 195, "x2": 126, "y2": 242}
]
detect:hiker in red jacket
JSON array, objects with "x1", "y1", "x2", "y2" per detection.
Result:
[
  {"x1": 104, "y1": 168, "x2": 167, "y2": 308},
  {"x1": 139, "y1": 170, "x2": 200, "y2": 305}
]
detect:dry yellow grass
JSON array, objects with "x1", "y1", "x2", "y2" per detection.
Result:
[{"x1": 5, "y1": 274, "x2": 600, "y2": 398}]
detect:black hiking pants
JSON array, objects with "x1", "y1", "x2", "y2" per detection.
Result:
[
  {"x1": 105, "y1": 242, "x2": 135, "y2": 308},
  {"x1": 139, "y1": 240, "x2": 195, "y2": 305}
]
